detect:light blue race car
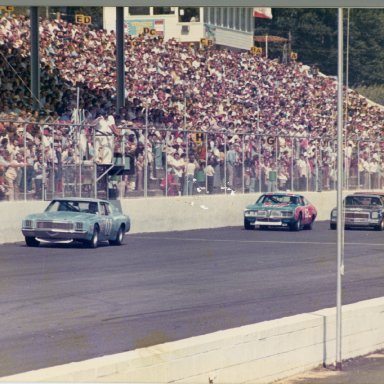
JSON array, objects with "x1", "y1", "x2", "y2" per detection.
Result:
[{"x1": 21, "y1": 197, "x2": 131, "y2": 248}]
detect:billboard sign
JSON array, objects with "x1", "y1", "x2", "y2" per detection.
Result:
[{"x1": 125, "y1": 19, "x2": 164, "y2": 37}]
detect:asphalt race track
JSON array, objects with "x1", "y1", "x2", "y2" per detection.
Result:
[{"x1": 0, "y1": 221, "x2": 383, "y2": 377}]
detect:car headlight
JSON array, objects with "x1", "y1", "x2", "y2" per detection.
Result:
[
  {"x1": 245, "y1": 210, "x2": 257, "y2": 217},
  {"x1": 23, "y1": 219, "x2": 34, "y2": 229},
  {"x1": 371, "y1": 212, "x2": 380, "y2": 219}
]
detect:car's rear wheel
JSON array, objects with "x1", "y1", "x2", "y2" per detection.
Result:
[
  {"x1": 244, "y1": 220, "x2": 254, "y2": 230},
  {"x1": 25, "y1": 236, "x2": 39, "y2": 247},
  {"x1": 330, "y1": 223, "x2": 337, "y2": 230},
  {"x1": 88, "y1": 225, "x2": 99, "y2": 248},
  {"x1": 304, "y1": 216, "x2": 316, "y2": 230},
  {"x1": 109, "y1": 225, "x2": 125, "y2": 245},
  {"x1": 290, "y1": 215, "x2": 302, "y2": 231}
]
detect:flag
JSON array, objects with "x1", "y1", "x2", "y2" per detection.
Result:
[{"x1": 253, "y1": 7, "x2": 272, "y2": 19}]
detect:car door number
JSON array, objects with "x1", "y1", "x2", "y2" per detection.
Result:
[{"x1": 102, "y1": 219, "x2": 113, "y2": 236}]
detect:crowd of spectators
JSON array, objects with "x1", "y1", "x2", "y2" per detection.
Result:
[{"x1": 1, "y1": 11, "x2": 384, "y2": 200}]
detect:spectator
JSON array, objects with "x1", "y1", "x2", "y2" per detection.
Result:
[
  {"x1": 204, "y1": 159, "x2": 215, "y2": 194},
  {"x1": 183, "y1": 154, "x2": 199, "y2": 196},
  {"x1": 296, "y1": 153, "x2": 309, "y2": 191}
]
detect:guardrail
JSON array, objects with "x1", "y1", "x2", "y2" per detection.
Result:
[{"x1": 2, "y1": 297, "x2": 383, "y2": 383}]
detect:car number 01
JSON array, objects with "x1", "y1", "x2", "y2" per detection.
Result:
[
  {"x1": 304, "y1": 207, "x2": 310, "y2": 219},
  {"x1": 103, "y1": 219, "x2": 113, "y2": 236}
]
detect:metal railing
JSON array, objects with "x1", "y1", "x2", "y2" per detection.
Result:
[{"x1": 1, "y1": 118, "x2": 383, "y2": 202}]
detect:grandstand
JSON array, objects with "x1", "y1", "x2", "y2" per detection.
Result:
[{"x1": 1, "y1": 12, "x2": 384, "y2": 201}]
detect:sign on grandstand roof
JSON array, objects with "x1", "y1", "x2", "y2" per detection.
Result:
[
  {"x1": 8, "y1": 0, "x2": 384, "y2": 7},
  {"x1": 254, "y1": 35, "x2": 289, "y2": 43}
]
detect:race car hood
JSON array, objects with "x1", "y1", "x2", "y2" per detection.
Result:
[{"x1": 24, "y1": 211, "x2": 95, "y2": 221}]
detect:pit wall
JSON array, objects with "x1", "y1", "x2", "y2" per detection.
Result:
[
  {"x1": 0, "y1": 191, "x2": 336, "y2": 244},
  {"x1": 2, "y1": 297, "x2": 384, "y2": 383}
]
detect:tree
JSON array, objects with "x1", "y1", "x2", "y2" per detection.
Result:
[
  {"x1": 255, "y1": 8, "x2": 384, "y2": 87},
  {"x1": 347, "y1": 9, "x2": 384, "y2": 86}
]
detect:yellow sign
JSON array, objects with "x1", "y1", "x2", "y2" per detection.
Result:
[
  {"x1": 200, "y1": 38, "x2": 213, "y2": 47},
  {"x1": 193, "y1": 133, "x2": 204, "y2": 144},
  {"x1": 75, "y1": 14, "x2": 92, "y2": 24},
  {"x1": 250, "y1": 46, "x2": 263, "y2": 55},
  {"x1": 0, "y1": 6, "x2": 14, "y2": 11}
]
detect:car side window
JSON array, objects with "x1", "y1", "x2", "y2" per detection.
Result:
[
  {"x1": 100, "y1": 203, "x2": 110, "y2": 216},
  {"x1": 88, "y1": 202, "x2": 98, "y2": 214}
]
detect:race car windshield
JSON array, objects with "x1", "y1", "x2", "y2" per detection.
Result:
[
  {"x1": 345, "y1": 196, "x2": 382, "y2": 207},
  {"x1": 258, "y1": 195, "x2": 298, "y2": 205},
  {"x1": 45, "y1": 200, "x2": 91, "y2": 213}
]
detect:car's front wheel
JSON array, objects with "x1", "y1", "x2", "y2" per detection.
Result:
[
  {"x1": 330, "y1": 223, "x2": 337, "y2": 230},
  {"x1": 375, "y1": 220, "x2": 384, "y2": 231},
  {"x1": 244, "y1": 220, "x2": 254, "y2": 230},
  {"x1": 290, "y1": 215, "x2": 302, "y2": 231},
  {"x1": 25, "y1": 236, "x2": 39, "y2": 247},
  {"x1": 88, "y1": 225, "x2": 99, "y2": 248},
  {"x1": 109, "y1": 225, "x2": 125, "y2": 245}
]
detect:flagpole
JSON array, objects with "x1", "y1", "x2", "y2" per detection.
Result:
[{"x1": 336, "y1": 7, "x2": 344, "y2": 371}]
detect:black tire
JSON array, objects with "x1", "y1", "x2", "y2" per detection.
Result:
[
  {"x1": 330, "y1": 223, "x2": 337, "y2": 230},
  {"x1": 109, "y1": 225, "x2": 125, "y2": 245},
  {"x1": 375, "y1": 220, "x2": 384, "y2": 231},
  {"x1": 25, "y1": 236, "x2": 39, "y2": 247},
  {"x1": 88, "y1": 225, "x2": 99, "y2": 248},
  {"x1": 244, "y1": 219, "x2": 254, "y2": 230},
  {"x1": 259, "y1": 225, "x2": 269, "y2": 230},
  {"x1": 304, "y1": 217, "x2": 315, "y2": 230},
  {"x1": 290, "y1": 215, "x2": 302, "y2": 231}
]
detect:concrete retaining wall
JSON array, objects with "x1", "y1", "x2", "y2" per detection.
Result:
[
  {"x1": 2, "y1": 297, "x2": 384, "y2": 383},
  {"x1": 0, "y1": 191, "x2": 336, "y2": 244}
]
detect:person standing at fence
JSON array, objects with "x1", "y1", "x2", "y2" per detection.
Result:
[
  {"x1": 94, "y1": 114, "x2": 115, "y2": 164},
  {"x1": 183, "y1": 154, "x2": 199, "y2": 196},
  {"x1": 296, "y1": 153, "x2": 309, "y2": 191},
  {"x1": 0, "y1": 149, "x2": 9, "y2": 199},
  {"x1": 204, "y1": 159, "x2": 215, "y2": 194},
  {"x1": 344, "y1": 142, "x2": 353, "y2": 187},
  {"x1": 278, "y1": 163, "x2": 289, "y2": 191},
  {"x1": 135, "y1": 153, "x2": 144, "y2": 192},
  {"x1": 226, "y1": 144, "x2": 237, "y2": 190},
  {"x1": 33, "y1": 155, "x2": 44, "y2": 199},
  {"x1": 369, "y1": 156, "x2": 380, "y2": 189},
  {"x1": 4, "y1": 151, "x2": 23, "y2": 200},
  {"x1": 265, "y1": 159, "x2": 277, "y2": 192},
  {"x1": 167, "y1": 151, "x2": 184, "y2": 195},
  {"x1": 359, "y1": 153, "x2": 370, "y2": 189}
]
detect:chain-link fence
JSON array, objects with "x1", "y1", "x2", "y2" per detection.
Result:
[{"x1": 1, "y1": 117, "x2": 383, "y2": 202}]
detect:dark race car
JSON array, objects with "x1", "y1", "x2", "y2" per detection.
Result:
[{"x1": 330, "y1": 193, "x2": 384, "y2": 231}]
